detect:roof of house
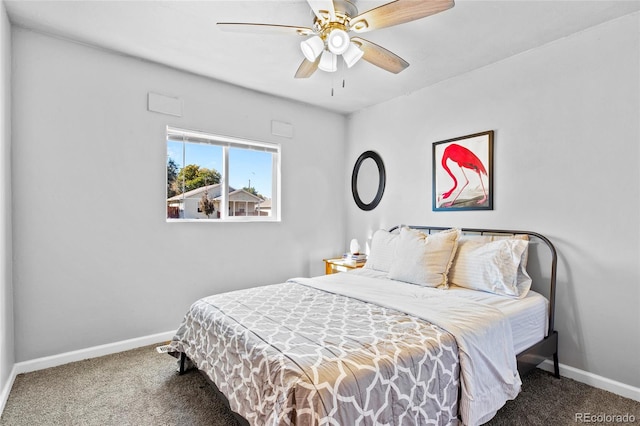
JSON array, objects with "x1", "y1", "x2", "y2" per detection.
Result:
[
  {"x1": 167, "y1": 184, "x2": 263, "y2": 203},
  {"x1": 166, "y1": 183, "x2": 223, "y2": 202},
  {"x1": 258, "y1": 198, "x2": 272, "y2": 209},
  {"x1": 211, "y1": 188, "x2": 263, "y2": 203}
]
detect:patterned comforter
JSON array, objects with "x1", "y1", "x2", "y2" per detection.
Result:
[{"x1": 170, "y1": 280, "x2": 461, "y2": 425}]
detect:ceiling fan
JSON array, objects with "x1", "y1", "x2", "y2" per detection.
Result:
[{"x1": 217, "y1": 0, "x2": 454, "y2": 78}]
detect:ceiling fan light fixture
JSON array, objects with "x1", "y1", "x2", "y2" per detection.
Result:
[
  {"x1": 318, "y1": 50, "x2": 337, "y2": 72},
  {"x1": 300, "y1": 35, "x2": 325, "y2": 61},
  {"x1": 342, "y1": 42, "x2": 364, "y2": 68},
  {"x1": 327, "y1": 29, "x2": 350, "y2": 55}
]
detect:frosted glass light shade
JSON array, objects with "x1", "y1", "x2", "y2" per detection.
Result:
[
  {"x1": 350, "y1": 238, "x2": 360, "y2": 255},
  {"x1": 300, "y1": 36, "x2": 324, "y2": 62},
  {"x1": 318, "y1": 50, "x2": 337, "y2": 72},
  {"x1": 327, "y1": 29, "x2": 350, "y2": 55},
  {"x1": 342, "y1": 42, "x2": 364, "y2": 68}
]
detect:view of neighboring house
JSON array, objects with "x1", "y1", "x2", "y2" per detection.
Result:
[
  {"x1": 167, "y1": 183, "x2": 267, "y2": 219},
  {"x1": 257, "y1": 197, "x2": 271, "y2": 216}
]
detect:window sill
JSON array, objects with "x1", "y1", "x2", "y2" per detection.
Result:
[{"x1": 166, "y1": 217, "x2": 280, "y2": 223}]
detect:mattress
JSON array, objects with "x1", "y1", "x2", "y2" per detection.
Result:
[{"x1": 350, "y1": 268, "x2": 549, "y2": 355}]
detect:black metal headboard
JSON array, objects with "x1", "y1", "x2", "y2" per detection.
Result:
[{"x1": 388, "y1": 225, "x2": 558, "y2": 337}]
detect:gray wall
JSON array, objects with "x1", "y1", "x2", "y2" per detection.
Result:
[
  {"x1": 11, "y1": 27, "x2": 348, "y2": 362},
  {"x1": 345, "y1": 14, "x2": 640, "y2": 388},
  {"x1": 0, "y1": 0, "x2": 14, "y2": 398}
]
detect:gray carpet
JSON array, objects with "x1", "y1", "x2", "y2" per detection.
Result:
[{"x1": 1, "y1": 344, "x2": 638, "y2": 425}]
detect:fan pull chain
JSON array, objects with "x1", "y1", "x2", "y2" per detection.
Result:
[
  {"x1": 331, "y1": 60, "x2": 346, "y2": 96},
  {"x1": 331, "y1": 69, "x2": 337, "y2": 96},
  {"x1": 329, "y1": 61, "x2": 347, "y2": 97}
]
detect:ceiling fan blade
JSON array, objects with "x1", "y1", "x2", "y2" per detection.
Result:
[
  {"x1": 307, "y1": 0, "x2": 336, "y2": 21},
  {"x1": 351, "y1": 37, "x2": 409, "y2": 74},
  {"x1": 295, "y1": 57, "x2": 320, "y2": 78},
  {"x1": 350, "y1": 0, "x2": 454, "y2": 33},
  {"x1": 217, "y1": 23, "x2": 314, "y2": 37}
]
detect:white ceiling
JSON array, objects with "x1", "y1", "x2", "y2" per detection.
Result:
[{"x1": 5, "y1": 0, "x2": 640, "y2": 114}]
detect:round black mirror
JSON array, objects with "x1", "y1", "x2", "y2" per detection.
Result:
[{"x1": 351, "y1": 151, "x2": 386, "y2": 211}]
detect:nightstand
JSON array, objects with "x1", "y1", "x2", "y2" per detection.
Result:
[{"x1": 323, "y1": 258, "x2": 366, "y2": 275}]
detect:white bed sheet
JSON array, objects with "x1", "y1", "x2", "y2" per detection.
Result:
[
  {"x1": 447, "y1": 284, "x2": 548, "y2": 354},
  {"x1": 352, "y1": 268, "x2": 549, "y2": 355}
]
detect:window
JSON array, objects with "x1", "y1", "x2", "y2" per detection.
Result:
[{"x1": 166, "y1": 126, "x2": 280, "y2": 222}]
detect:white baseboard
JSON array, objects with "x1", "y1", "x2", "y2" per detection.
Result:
[
  {"x1": 538, "y1": 359, "x2": 640, "y2": 402},
  {"x1": 13, "y1": 330, "x2": 176, "y2": 375},
  {"x1": 0, "y1": 365, "x2": 17, "y2": 415}
]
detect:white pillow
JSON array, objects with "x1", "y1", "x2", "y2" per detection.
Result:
[
  {"x1": 457, "y1": 234, "x2": 531, "y2": 296},
  {"x1": 459, "y1": 234, "x2": 530, "y2": 268},
  {"x1": 449, "y1": 238, "x2": 532, "y2": 298},
  {"x1": 388, "y1": 227, "x2": 460, "y2": 288},
  {"x1": 364, "y1": 229, "x2": 399, "y2": 273}
]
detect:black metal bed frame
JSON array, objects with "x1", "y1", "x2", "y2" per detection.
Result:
[
  {"x1": 389, "y1": 225, "x2": 560, "y2": 378},
  {"x1": 175, "y1": 224, "x2": 559, "y2": 425}
]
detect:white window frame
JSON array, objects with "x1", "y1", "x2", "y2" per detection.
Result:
[{"x1": 166, "y1": 126, "x2": 281, "y2": 222}]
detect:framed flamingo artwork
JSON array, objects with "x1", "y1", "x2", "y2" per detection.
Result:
[{"x1": 432, "y1": 130, "x2": 494, "y2": 211}]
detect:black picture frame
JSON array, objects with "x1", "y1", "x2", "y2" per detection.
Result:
[{"x1": 432, "y1": 131, "x2": 494, "y2": 211}]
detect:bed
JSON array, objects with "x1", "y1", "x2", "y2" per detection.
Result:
[{"x1": 169, "y1": 225, "x2": 559, "y2": 426}]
